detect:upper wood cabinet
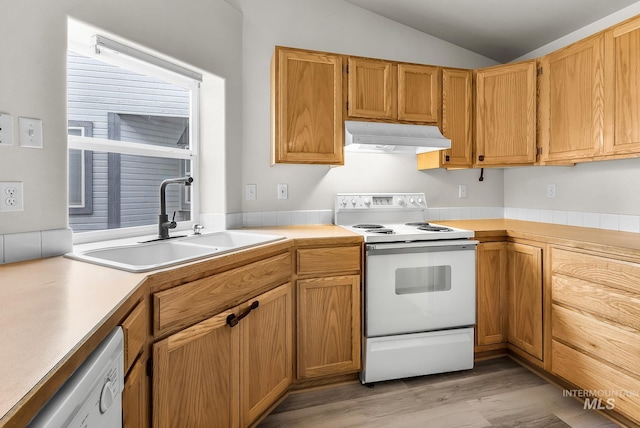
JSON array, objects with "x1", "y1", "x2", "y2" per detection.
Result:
[
  {"x1": 507, "y1": 242, "x2": 543, "y2": 361},
  {"x1": 475, "y1": 60, "x2": 537, "y2": 166},
  {"x1": 604, "y1": 15, "x2": 640, "y2": 156},
  {"x1": 347, "y1": 57, "x2": 395, "y2": 120},
  {"x1": 271, "y1": 46, "x2": 344, "y2": 165},
  {"x1": 417, "y1": 67, "x2": 473, "y2": 169},
  {"x1": 538, "y1": 34, "x2": 605, "y2": 163},
  {"x1": 347, "y1": 57, "x2": 440, "y2": 123}
]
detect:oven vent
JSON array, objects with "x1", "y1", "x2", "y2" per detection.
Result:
[{"x1": 344, "y1": 121, "x2": 451, "y2": 154}]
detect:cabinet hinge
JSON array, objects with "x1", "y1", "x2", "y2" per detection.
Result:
[
  {"x1": 537, "y1": 66, "x2": 543, "y2": 76},
  {"x1": 345, "y1": 64, "x2": 349, "y2": 74},
  {"x1": 146, "y1": 358, "x2": 153, "y2": 377},
  {"x1": 346, "y1": 101, "x2": 349, "y2": 111}
]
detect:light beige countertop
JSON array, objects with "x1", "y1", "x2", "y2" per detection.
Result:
[
  {"x1": 0, "y1": 257, "x2": 146, "y2": 425},
  {"x1": 437, "y1": 219, "x2": 640, "y2": 257},
  {"x1": 0, "y1": 225, "x2": 360, "y2": 426},
  {"x1": 4, "y1": 221, "x2": 638, "y2": 426}
]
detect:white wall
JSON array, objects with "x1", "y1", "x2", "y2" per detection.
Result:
[
  {"x1": 234, "y1": 0, "x2": 503, "y2": 216},
  {"x1": 0, "y1": 0, "x2": 242, "y2": 235},
  {"x1": 505, "y1": 2, "x2": 640, "y2": 217}
]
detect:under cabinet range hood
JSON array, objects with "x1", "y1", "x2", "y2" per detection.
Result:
[{"x1": 344, "y1": 120, "x2": 451, "y2": 154}]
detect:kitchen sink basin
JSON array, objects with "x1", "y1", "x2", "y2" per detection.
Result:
[{"x1": 65, "y1": 231, "x2": 285, "y2": 272}]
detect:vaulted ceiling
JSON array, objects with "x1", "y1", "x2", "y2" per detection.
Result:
[{"x1": 344, "y1": 0, "x2": 640, "y2": 62}]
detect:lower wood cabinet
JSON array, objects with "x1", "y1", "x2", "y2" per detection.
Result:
[
  {"x1": 297, "y1": 275, "x2": 361, "y2": 379},
  {"x1": 550, "y1": 247, "x2": 640, "y2": 424},
  {"x1": 507, "y1": 242, "x2": 543, "y2": 360},
  {"x1": 123, "y1": 356, "x2": 149, "y2": 428},
  {"x1": 476, "y1": 242, "x2": 508, "y2": 347},
  {"x1": 152, "y1": 283, "x2": 292, "y2": 428}
]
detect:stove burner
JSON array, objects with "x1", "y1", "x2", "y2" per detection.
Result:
[
  {"x1": 366, "y1": 228, "x2": 395, "y2": 234},
  {"x1": 405, "y1": 222, "x2": 430, "y2": 226},
  {"x1": 353, "y1": 224, "x2": 385, "y2": 229},
  {"x1": 417, "y1": 225, "x2": 453, "y2": 232}
]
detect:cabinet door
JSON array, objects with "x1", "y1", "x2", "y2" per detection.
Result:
[
  {"x1": 441, "y1": 68, "x2": 473, "y2": 167},
  {"x1": 240, "y1": 283, "x2": 292, "y2": 427},
  {"x1": 153, "y1": 308, "x2": 239, "y2": 428},
  {"x1": 604, "y1": 15, "x2": 640, "y2": 155},
  {"x1": 476, "y1": 60, "x2": 537, "y2": 165},
  {"x1": 507, "y1": 243, "x2": 543, "y2": 360},
  {"x1": 347, "y1": 57, "x2": 395, "y2": 120},
  {"x1": 476, "y1": 242, "x2": 507, "y2": 346},
  {"x1": 397, "y1": 64, "x2": 440, "y2": 122},
  {"x1": 272, "y1": 47, "x2": 343, "y2": 165},
  {"x1": 123, "y1": 357, "x2": 149, "y2": 428},
  {"x1": 297, "y1": 275, "x2": 361, "y2": 379},
  {"x1": 539, "y1": 35, "x2": 604, "y2": 162}
]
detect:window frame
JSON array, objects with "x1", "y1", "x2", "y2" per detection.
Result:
[
  {"x1": 68, "y1": 121, "x2": 94, "y2": 214},
  {"x1": 67, "y1": 39, "x2": 200, "y2": 244}
]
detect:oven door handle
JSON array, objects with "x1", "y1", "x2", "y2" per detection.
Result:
[{"x1": 366, "y1": 240, "x2": 478, "y2": 256}]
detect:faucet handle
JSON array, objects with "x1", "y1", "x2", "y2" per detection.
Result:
[{"x1": 193, "y1": 224, "x2": 204, "y2": 235}]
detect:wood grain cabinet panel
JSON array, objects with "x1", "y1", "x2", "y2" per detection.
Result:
[
  {"x1": 604, "y1": 15, "x2": 640, "y2": 156},
  {"x1": 272, "y1": 46, "x2": 344, "y2": 165},
  {"x1": 347, "y1": 58, "x2": 439, "y2": 123},
  {"x1": 539, "y1": 34, "x2": 605, "y2": 163},
  {"x1": 153, "y1": 308, "x2": 239, "y2": 428},
  {"x1": 507, "y1": 242, "x2": 543, "y2": 360},
  {"x1": 418, "y1": 67, "x2": 473, "y2": 169},
  {"x1": 550, "y1": 246, "x2": 640, "y2": 425},
  {"x1": 153, "y1": 252, "x2": 291, "y2": 336},
  {"x1": 397, "y1": 63, "x2": 440, "y2": 122},
  {"x1": 476, "y1": 60, "x2": 537, "y2": 166},
  {"x1": 476, "y1": 242, "x2": 508, "y2": 346},
  {"x1": 347, "y1": 57, "x2": 395, "y2": 120},
  {"x1": 153, "y1": 283, "x2": 292, "y2": 428},
  {"x1": 122, "y1": 300, "x2": 147, "y2": 373},
  {"x1": 240, "y1": 283, "x2": 292, "y2": 427},
  {"x1": 123, "y1": 356, "x2": 149, "y2": 428},
  {"x1": 297, "y1": 275, "x2": 361, "y2": 379},
  {"x1": 297, "y1": 245, "x2": 361, "y2": 276},
  {"x1": 552, "y1": 341, "x2": 640, "y2": 424}
]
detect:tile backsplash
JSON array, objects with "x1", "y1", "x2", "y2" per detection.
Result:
[{"x1": 1, "y1": 228, "x2": 72, "y2": 264}]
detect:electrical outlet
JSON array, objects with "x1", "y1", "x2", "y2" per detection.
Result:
[
  {"x1": 0, "y1": 182, "x2": 23, "y2": 212},
  {"x1": 458, "y1": 184, "x2": 467, "y2": 198},
  {"x1": 277, "y1": 183, "x2": 288, "y2": 200},
  {"x1": 246, "y1": 184, "x2": 256, "y2": 200},
  {"x1": 547, "y1": 184, "x2": 557, "y2": 198}
]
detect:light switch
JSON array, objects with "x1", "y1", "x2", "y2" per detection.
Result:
[
  {"x1": 0, "y1": 113, "x2": 13, "y2": 146},
  {"x1": 19, "y1": 117, "x2": 43, "y2": 148}
]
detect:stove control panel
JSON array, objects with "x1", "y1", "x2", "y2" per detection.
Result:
[{"x1": 336, "y1": 193, "x2": 427, "y2": 210}]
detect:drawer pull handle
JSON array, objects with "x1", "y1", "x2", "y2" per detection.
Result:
[{"x1": 226, "y1": 301, "x2": 260, "y2": 327}]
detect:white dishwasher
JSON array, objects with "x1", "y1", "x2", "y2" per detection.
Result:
[{"x1": 28, "y1": 327, "x2": 124, "y2": 428}]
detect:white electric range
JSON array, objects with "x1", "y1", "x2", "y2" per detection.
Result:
[{"x1": 335, "y1": 193, "x2": 478, "y2": 384}]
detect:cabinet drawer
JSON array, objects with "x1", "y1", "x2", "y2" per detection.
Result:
[
  {"x1": 552, "y1": 304, "x2": 640, "y2": 376},
  {"x1": 122, "y1": 300, "x2": 147, "y2": 373},
  {"x1": 297, "y1": 246, "x2": 360, "y2": 276},
  {"x1": 552, "y1": 275, "x2": 640, "y2": 330},
  {"x1": 154, "y1": 252, "x2": 291, "y2": 336},
  {"x1": 552, "y1": 248, "x2": 640, "y2": 294},
  {"x1": 552, "y1": 340, "x2": 640, "y2": 423}
]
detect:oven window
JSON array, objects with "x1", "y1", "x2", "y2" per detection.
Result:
[{"x1": 395, "y1": 266, "x2": 452, "y2": 295}]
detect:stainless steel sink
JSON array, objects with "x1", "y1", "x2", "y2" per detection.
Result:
[{"x1": 65, "y1": 231, "x2": 285, "y2": 272}]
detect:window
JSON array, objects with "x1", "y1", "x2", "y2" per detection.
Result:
[{"x1": 67, "y1": 36, "x2": 200, "y2": 238}]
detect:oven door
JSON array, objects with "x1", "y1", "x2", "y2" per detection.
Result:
[{"x1": 365, "y1": 240, "x2": 477, "y2": 337}]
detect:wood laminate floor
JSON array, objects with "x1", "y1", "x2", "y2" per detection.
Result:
[{"x1": 260, "y1": 358, "x2": 620, "y2": 428}]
